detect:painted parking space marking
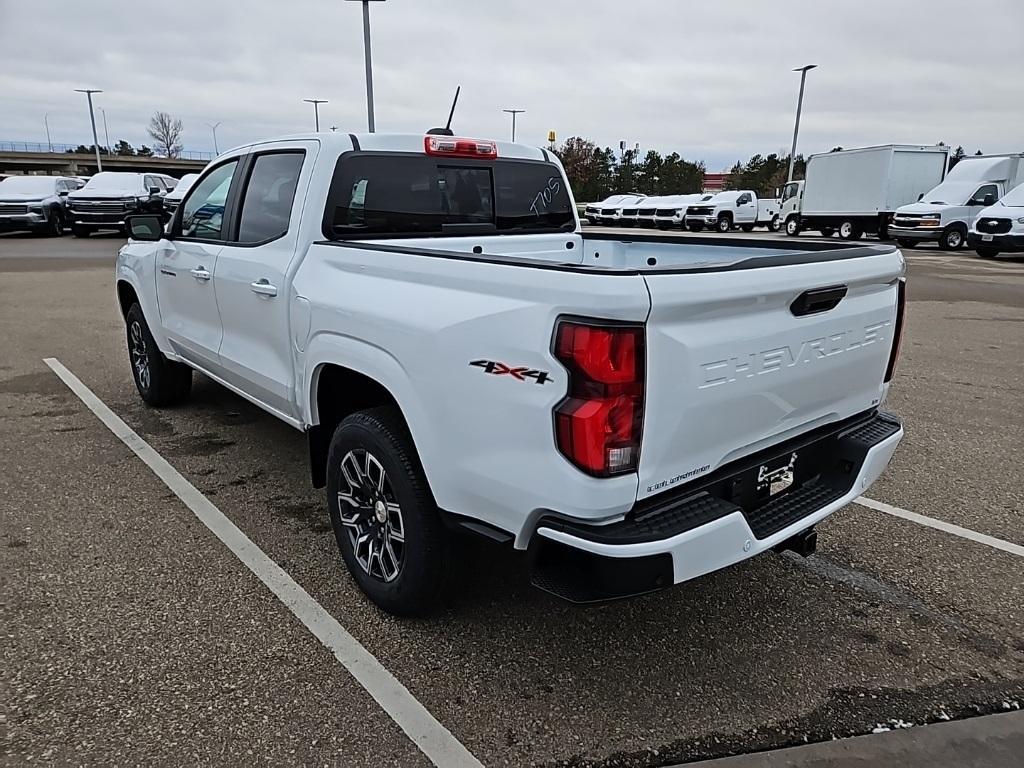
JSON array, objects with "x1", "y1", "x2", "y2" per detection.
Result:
[
  {"x1": 43, "y1": 357, "x2": 485, "y2": 768},
  {"x1": 856, "y1": 496, "x2": 1024, "y2": 558}
]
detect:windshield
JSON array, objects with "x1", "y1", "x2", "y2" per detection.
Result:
[
  {"x1": 919, "y1": 181, "x2": 979, "y2": 206},
  {"x1": 81, "y1": 172, "x2": 143, "y2": 192},
  {"x1": 0, "y1": 176, "x2": 56, "y2": 196},
  {"x1": 167, "y1": 173, "x2": 199, "y2": 198},
  {"x1": 1001, "y1": 183, "x2": 1024, "y2": 207}
]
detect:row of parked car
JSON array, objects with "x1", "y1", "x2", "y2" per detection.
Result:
[
  {"x1": 583, "y1": 191, "x2": 782, "y2": 232},
  {"x1": 0, "y1": 171, "x2": 199, "y2": 237}
]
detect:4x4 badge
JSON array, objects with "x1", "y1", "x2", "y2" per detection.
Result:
[{"x1": 470, "y1": 359, "x2": 552, "y2": 385}]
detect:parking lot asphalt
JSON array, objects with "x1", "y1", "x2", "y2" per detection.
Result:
[{"x1": 1, "y1": 229, "x2": 1022, "y2": 767}]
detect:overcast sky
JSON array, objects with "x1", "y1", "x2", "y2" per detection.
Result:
[{"x1": 1, "y1": 0, "x2": 1021, "y2": 171}]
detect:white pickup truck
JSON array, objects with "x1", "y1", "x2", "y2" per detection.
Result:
[
  {"x1": 684, "y1": 190, "x2": 780, "y2": 233},
  {"x1": 116, "y1": 132, "x2": 906, "y2": 615}
]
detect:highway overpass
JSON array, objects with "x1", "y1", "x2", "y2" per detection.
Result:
[{"x1": 0, "y1": 151, "x2": 208, "y2": 177}]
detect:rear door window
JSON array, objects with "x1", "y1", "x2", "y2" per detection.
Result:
[{"x1": 325, "y1": 154, "x2": 573, "y2": 238}]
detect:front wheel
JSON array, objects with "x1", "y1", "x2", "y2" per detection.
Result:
[
  {"x1": 42, "y1": 209, "x2": 65, "y2": 237},
  {"x1": 125, "y1": 304, "x2": 192, "y2": 406},
  {"x1": 327, "y1": 408, "x2": 452, "y2": 616},
  {"x1": 939, "y1": 226, "x2": 965, "y2": 250},
  {"x1": 686, "y1": 222, "x2": 703, "y2": 233},
  {"x1": 740, "y1": 223, "x2": 755, "y2": 232},
  {"x1": 897, "y1": 238, "x2": 916, "y2": 249},
  {"x1": 819, "y1": 227, "x2": 835, "y2": 237},
  {"x1": 716, "y1": 215, "x2": 732, "y2": 233},
  {"x1": 72, "y1": 224, "x2": 92, "y2": 238},
  {"x1": 785, "y1": 216, "x2": 800, "y2": 236},
  {"x1": 975, "y1": 247, "x2": 999, "y2": 259}
]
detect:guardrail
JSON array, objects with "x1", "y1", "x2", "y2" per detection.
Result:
[{"x1": 0, "y1": 141, "x2": 214, "y2": 161}]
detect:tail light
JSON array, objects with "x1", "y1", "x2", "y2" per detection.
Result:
[
  {"x1": 424, "y1": 136, "x2": 498, "y2": 159},
  {"x1": 884, "y1": 279, "x2": 906, "y2": 383},
  {"x1": 553, "y1": 320, "x2": 645, "y2": 476}
]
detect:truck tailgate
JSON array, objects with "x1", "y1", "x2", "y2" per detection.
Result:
[{"x1": 638, "y1": 249, "x2": 904, "y2": 500}]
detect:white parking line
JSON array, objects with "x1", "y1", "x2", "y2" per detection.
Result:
[
  {"x1": 856, "y1": 496, "x2": 1024, "y2": 558},
  {"x1": 43, "y1": 358, "x2": 484, "y2": 768}
]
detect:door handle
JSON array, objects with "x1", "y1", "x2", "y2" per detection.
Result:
[
  {"x1": 190, "y1": 266, "x2": 212, "y2": 281},
  {"x1": 250, "y1": 279, "x2": 278, "y2": 297}
]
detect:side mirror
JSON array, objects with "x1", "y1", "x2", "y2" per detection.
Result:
[
  {"x1": 126, "y1": 214, "x2": 164, "y2": 242},
  {"x1": 148, "y1": 185, "x2": 160, "y2": 194},
  {"x1": 983, "y1": 193, "x2": 996, "y2": 206}
]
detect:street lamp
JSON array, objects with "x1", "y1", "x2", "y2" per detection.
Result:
[
  {"x1": 44, "y1": 113, "x2": 52, "y2": 152},
  {"x1": 100, "y1": 107, "x2": 111, "y2": 154},
  {"x1": 502, "y1": 109, "x2": 525, "y2": 142},
  {"x1": 74, "y1": 88, "x2": 103, "y2": 172},
  {"x1": 346, "y1": 0, "x2": 385, "y2": 132},
  {"x1": 208, "y1": 121, "x2": 222, "y2": 154},
  {"x1": 303, "y1": 99, "x2": 327, "y2": 132},
  {"x1": 787, "y1": 64, "x2": 817, "y2": 183}
]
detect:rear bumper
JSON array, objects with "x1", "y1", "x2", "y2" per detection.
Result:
[
  {"x1": 530, "y1": 411, "x2": 903, "y2": 603},
  {"x1": 889, "y1": 225, "x2": 942, "y2": 241},
  {"x1": 967, "y1": 232, "x2": 1024, "y2": 252}
]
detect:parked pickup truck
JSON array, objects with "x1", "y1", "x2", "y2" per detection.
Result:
[
  {"x1": 684, "y1": 190, "x2": 780, "y2": 233},
  {"x1": 116, "y1": 132, "x2": 906, "y2": 616},
  {"x1": 653, "y1": 194, "x2": 714, "y2": 229},
  {"x1": 0, "y1": 174, "x2": 83, "y2": 236},
  {"x1": 68, "y1": 171, "x2": 174, "y2": 237}
]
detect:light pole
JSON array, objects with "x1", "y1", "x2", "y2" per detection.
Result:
[
  {"x1": 502, "y1": 109, "x2": 525, "y2": 142},
  {"x1": 208, "y1": 121, "x2": 222, "y2": 154},
  {"x1": 44, "y1": 113, "x2": 52, "y2": 152},
  {"x1": 787, "y1": 64, "x2": 817, "y2": 182},
  {"x1": 100, "y1": 107, "x2": 111, "y2": 154},
  {"x1": 346, "y1": 0, "x2": 384, "y2": 132},
  {"x1": 303, "y1": 99, "x2": 327, "y2": 132},
  {"x1": 74, "y1": 89, "x2": 103, "y2": 172}
]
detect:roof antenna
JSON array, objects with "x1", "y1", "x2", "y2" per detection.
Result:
[{"x1": 427, "y1": 86, "x2": 460, "y2": 136}]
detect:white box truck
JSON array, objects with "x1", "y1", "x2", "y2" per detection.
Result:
[
  {"x1": 890, "y1": 153, "x2": 1024, "y2": 250},
  {"x1": 782, "y1": 145, "x2": 950, "y2": 240}
]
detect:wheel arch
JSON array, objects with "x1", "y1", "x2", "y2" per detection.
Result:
[{"x1": 304, "y1": 341, "x2": 428, "y2": 490}]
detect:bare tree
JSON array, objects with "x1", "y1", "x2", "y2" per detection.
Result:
[{"x1": 147, "y1": 111, "x2": 184, "y2": 158}]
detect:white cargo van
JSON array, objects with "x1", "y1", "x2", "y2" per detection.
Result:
[
  {"x1": 782, "y1": 145, "x2": 949, "y2": 240},
  {"x1": 968, "y1": 181, "x2": 1024, "y2": 258},
  {"x1": 890, "y1": 153, "x2": 1024, "y2": 249}
]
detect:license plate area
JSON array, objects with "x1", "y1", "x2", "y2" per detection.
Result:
[
  {"x1": 982, "y1": 234, "x2": 994, "y2": 242},
  {"x1": 756, "y1": 452, "x2": 797, "y2": 500}
]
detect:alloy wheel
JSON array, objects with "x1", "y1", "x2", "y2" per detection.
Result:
[
  {"x1": 337, "y1": 449, "x2": 405, "y2": 582},
  {"x1": 129, "y1": 320, "x2": 151, "y2": 390}
]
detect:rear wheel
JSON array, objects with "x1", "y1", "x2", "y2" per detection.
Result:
[
  {"x1": 768, "y1": 215, "x2": 781, "y2": 232},
  {"x1": 838, "y1": 220, "x2": 863, "y2": 240},
  {"x1": 72, "y1": 225, "x2": 92, "y2": 238},
  {"x1": 785, "y1": 216, "x2": 800, "y2": 236},
  {"x1": 326, "y1": 407, "x2": 452, "y2": 616},
  {"x1": 897, "y1": 238, "x2": 916, "y2": 249},
  {"x1": 975, "y1": 247, "x2": 999, "y2": 259},
  {"x1": 938, "y1": 226, "x2": 965, "y2": 250},
  {"x1": 125, "y1": 303, "x2": 192, "y2": 406},
  {"x1": 819, "y1": 227, "x2": 835, "y2": 237},
  {"x1": 716, "y1": 214, "x2": 733, "y2": 233}
]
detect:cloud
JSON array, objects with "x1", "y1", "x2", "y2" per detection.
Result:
[{"x1": 1, "y1": 0, "x2": 1021, "y2": 170}]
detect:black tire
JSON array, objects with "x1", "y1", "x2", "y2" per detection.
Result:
[
  {"x1": 785, "y1": 216, "x2": 800, "y2": 236},
  {"x1": 768, "y1": 215, "x2": 781, "y2": 232},
  {"x1": 897, "y1": 238, "x2": 916, "y2": 249},
  {"x1": 687, "y1": 222, "x2": 703, "y2": 233},
  {"x1": 938, "y1": 226, "x2": 965, "y2": 250},
  {"x1": 41, "y1": 209, "x2": 64, "y2": 237},
  {"x1": 716, "y1": 214, "x2": 733, "y2": 233},
  {"x1": 326, "y1": 407, "x2": 452, "y2": 616},
  {"x1": 740, "y1": 223, "x2": 755, "y2": 232},
  {"x1": 975, "y1": 247, "x2": 999, "y2": 259},
  {"x1": 72, "y1": 225, "x2": 92, "y2": 238},
  {"x1": 838, "y1": 220, "x2": 863, "y2": 240},
  {"x1": 125, "y1": 303, "x2": 192, "y2": 406},
  {"x1": 819, "y1": 227, "x2": 835, "y2": 237}
]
